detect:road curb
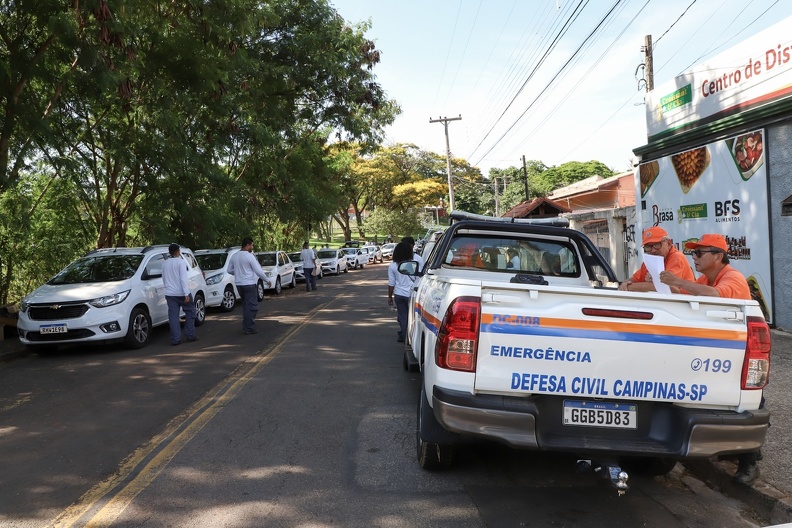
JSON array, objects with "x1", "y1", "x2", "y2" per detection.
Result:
[{"x1": 684, "y1": 459, "x2": 792, "y2": 525}]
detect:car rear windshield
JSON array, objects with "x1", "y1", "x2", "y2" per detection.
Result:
[
  {"x1": 195, "y1": 253, "x2": 227, "y2": 271},
  {"x1": 257, "y1": 254, "x2": 277, "y2": 266},
  {"x1": 443, "y1": 235, "x2": 580, "y2": 277},
  {"x1": 49, "y1": 255, "x2": 144, "y2": 284}
]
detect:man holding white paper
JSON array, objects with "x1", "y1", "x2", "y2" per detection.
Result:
[{"x1": 618, "y1": 227, "x2": 693, "y2": 293}]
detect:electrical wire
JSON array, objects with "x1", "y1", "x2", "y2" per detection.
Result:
[
  {"x1": 432, "y1": 1, "x2": 464, "y2": 108},
  {"x1": 442, "y1": 0, "x2": 484, "y2": 107}
]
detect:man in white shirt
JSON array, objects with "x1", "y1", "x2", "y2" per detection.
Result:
[
  {"x1": 162, "y1": 244, "x2": 197, "y2": 346},
  {"x1": 228, "y1": 237, "x2": 271, "y2": 334},
  {"x1": 300, "y1": 242, "x2": 318, "y2": 292}
]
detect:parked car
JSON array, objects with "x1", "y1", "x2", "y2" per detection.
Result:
[
  {"x1": 316, "y1": 248, "x2": 348, "y2": 275},
  {"x1": 288, "y1": 251, "x2": 323, "y2": 282},
  {"x1": 17, "y1": 244, "x2": 207, "y2": 350},
  {"x1": 255, "y1": 251, "x2": 297, "y2": 295},
  {"x1": 194, "y1": 247, "x2": 240, "y2": 312},
  {"x1": 363, "y1": 244, "x2": 383, "y2": 263},
  {"x1": 380, "y1": 243, "x2": 396, "y2": 260},
  {"x1": 341, "y1": 247, "x2": 367, "y2": 269}
]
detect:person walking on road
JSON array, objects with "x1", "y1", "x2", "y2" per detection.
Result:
[
  {"x1": 401, "y1": 236, "x2": 424, "y2": 270},
  {"x1": 619, "y1": 226, "x2": 694, "y2": 292},
  {"x1": 388, "y1": 242, "x2": 415, "y2": 343},
  {"x1": 162, "y1": 243, "x2": 197, "y2": 346},
  {"x1": 228, "y1": 237, "x2": 270, "y2": 335},
  {"x1": 300, "y1": 242, "x2": 318, "y2": 292},
  {"x1": 660, "y1": 233, "x2": 762, "y2": 485}
]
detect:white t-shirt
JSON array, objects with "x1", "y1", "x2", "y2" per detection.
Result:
[
  {"x1": 228, "y1": 250, "x2": 268, "y2": 286},
  {"x1": 300, "y1": 248, "x2": 316, "y2": 268},
  {"x1": 388, "y1": 260, "x2": 415, "y2": 297},
  {"x1": 163, "y1": 255, "x2": 190, "y2": 297}
]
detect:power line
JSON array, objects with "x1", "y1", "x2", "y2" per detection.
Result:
[{"x1": 432, "y1": 1, "x2": 464, "y2": 107}]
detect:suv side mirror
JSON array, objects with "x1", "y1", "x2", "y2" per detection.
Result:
[{"x1": 398, "y1": 260, "x2": 419, "y2": 276}]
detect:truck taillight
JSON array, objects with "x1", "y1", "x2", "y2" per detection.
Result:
[
  {"x1": 436, "y1": 297, "x2": 480, "y2": 372},
  {"x1": 742, "y1": 316, "x2": 771, "y2": 389}
]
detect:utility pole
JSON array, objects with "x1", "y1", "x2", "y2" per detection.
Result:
[
  {"x1": 493, "y1": 176, "x2": 500, "y2": 216},
  {"x1": 643, "y1": 35, "x2": 654, "y2": 92},
  {"x1": 430, "y1": 115, "x2": 462, "y2": 213},
  {"x1": 522, "y1": 155, "x2": 529, "y2": 201}
]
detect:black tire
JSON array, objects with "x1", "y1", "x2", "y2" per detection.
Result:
[
  {"x1": 289, "y1": 273, "x2": 297, "y2": 289},
  {"x1": 274, "y1": 277, "x2": 282, "y2": 295},
  {"x1": 404, "y1": 344, "x2": 419, "y2": 372},
  {"x1": 124, "y1": 307, "x2": 151, "y2": 349},
  {"x1": 417, "y1": 386, "x2": 455, "y2": 469},
  {"x1": 194, "y1": 293, "x2": 206, "y2": 326},
  {"x1": 257, "y1": 280, "x2": 265, "y2": 301},
  {"x1": 220, "y1": 286, "x2": 236, "y2": 312},
  {"x1": 344, "y1": 266, "x2": 348, "y2": 273},
  {"x1": 620, "y1": 457, "x2": 677, "y2": 477}
]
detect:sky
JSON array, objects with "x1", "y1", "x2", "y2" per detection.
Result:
[{"x1": 328, "y1": 0, "x2": 787, "y2": 177}]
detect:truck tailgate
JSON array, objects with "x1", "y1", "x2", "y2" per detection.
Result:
[{"x1": 474, "y1": 285, "x2": 749, "y2": 407}]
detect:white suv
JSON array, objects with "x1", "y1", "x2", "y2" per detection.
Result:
[
  {"x1": 195, "y1": 247, "x2": 240, "y2": 312},
  {"x1": 17, "y1": 245, "x2": 207, "y2": 350}
]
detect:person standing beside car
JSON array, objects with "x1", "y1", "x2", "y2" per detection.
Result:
[
  {"x1": 388, "y1": 242, "x2": 415, "y2": 343},
  {"x1": 162, "y1": 244, "x2": 197, "y2": 346},
  {"x1": 300, "y1": 241, "x2": 318, "y2": 292},
  {"x1": 401, "y1": 236, "x2": 424, "y2": 270},
  {"x1": 228, "y1": 237, "x2": 270, "y2": 335}
]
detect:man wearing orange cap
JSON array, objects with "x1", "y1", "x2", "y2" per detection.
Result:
[
  {"x1": 618, "y1": 226, "x2": 693, "y2": 292},
  {"x1": 659, "y1": 233, "x2": 750, "y2": 299},
  {"x1": 659, "y1": 233, "x2": 759, "y2": 485}
]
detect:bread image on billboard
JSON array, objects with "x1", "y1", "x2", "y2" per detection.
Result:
[
  {"x1": 671, "y1": 146, "x2": 710, "y2": 194},
  {"x1": 639, "y1": 160, "x2": 660, "y2": 197}
]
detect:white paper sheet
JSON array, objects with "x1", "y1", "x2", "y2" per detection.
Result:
[{"x1": 643, "y1": 254, "x2": 671, "y2": 295}]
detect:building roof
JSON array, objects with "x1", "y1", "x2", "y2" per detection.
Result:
[
  {"x1": 501, "y1": 197, "x2": 571, "y2": 218},
  {"x1": 547, "y1": 172, "x2": 630, "y2": 200}
]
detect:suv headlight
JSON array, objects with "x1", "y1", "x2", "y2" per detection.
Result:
[
  {"x1": 205, "y1": 272, "x2": 223, "y2": 285},
  {"x1": 265, "y1": 271, "x2": 274, "y2": 278},
  {"x1": 90, "y1": 290, "x2": 131, "y2": 308},
  {"x1": 19, "y1": 300, "x2": 29, "y2": 313}
]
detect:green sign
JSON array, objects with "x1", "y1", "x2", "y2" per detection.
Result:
[
  {"x1": 660, "y1": 84, "x2": 692, "y2": 112},
  {"x1": 678, "y1": 203, "x2": 708, "y2": 220}
]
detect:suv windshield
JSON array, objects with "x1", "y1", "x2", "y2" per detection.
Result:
[
  {"x1": 49, "y1": 255, "x2": 144, "y2": 284},
  {"x1": 288, "y1": 252, "x2": 302, "y2": 262},
  {"x1": 195, "y1": 253, "x2": 227, "y2": 271},
  {"x1": 317, "y1": 250, "x2": 336, "y2": 259}
]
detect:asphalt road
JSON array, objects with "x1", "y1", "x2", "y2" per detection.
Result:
[{"x1": 0, "y1": 264, "x2": 772, "y2": 527}]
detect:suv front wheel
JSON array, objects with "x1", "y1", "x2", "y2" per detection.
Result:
[{"x1": 124, "y1": 307, "x2": 151, "y2": 349}]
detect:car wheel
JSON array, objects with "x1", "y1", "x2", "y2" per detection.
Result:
[
  {"x1": 221, "y1": 286, "x2": 236, "y2": 312},
  {"x1": 274, "y1": 277, "x2": 282, "y2": 295},
  {"x1": 335, "y1": 266, "x2": 340, "y2": 276},
  {"x1": 194, "y1": 293, "x2": 206, "y2": 326},
  {"x1": 257, "y1": 280, "x2": 265, "y2": 301},
  {"x1": 124, "y1": 307, "x2": 151, "y2": 349},
  {"x1": 289, "y1": 273, "x2": 296, "y2": 289},
  {"x1": 403, "y1": 344, "x2": 419, "y2": 372},
  {"x1": 417, "y1": 385, "x2": 454, "y2": 469},
  {"x1": 344, "y1": 265, "x2": 348, "y2": 273}
]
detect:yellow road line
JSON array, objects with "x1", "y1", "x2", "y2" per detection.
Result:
[{"x1": 49, "y1": 299, "x2": 334, "y2": 528}]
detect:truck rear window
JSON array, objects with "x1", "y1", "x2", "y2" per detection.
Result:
[{"x1": 443, "y1": 236, "x2": 580, "y2": 277}]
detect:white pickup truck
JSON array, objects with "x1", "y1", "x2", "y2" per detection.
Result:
[{"x1": 401, "y1": 212, "x2": 771, "y2": 493}]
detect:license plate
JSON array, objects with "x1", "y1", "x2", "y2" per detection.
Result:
[
  {"x1": 40, "y1": 324, "x2": 67, "y2": 334},
  {"x1": 563, "y1": 400, "x2": 637, "y2": 429}
]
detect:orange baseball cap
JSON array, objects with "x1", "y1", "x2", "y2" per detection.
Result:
[
  {"x1": 642, "y1": 227, "x2": 668, "y2": 245},
  {"x1": 684, "y1": 233, "x2": 729, "y2": 252}
]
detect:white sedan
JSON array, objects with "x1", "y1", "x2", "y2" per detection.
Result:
[
  {"x1": 317, "y1": 248, "x2": 348, "y2": 275},
  {"x1": 255, "y1": 251, "x2": 297, "y2": 295},
  {"x1": 341, "y1": 247, "x2": 367, "y2": 269},
  {"x1": 380, "y1": 243, "x2": 396, "y2": 260}
]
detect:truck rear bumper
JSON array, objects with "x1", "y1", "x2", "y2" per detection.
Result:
[{"x1": 432, "y1": 386, "x2": 769, "y2": 458}]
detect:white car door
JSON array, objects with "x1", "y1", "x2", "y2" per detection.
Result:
[{"x1": 143, "y1": 253, "x2": 169, "y2": 325}]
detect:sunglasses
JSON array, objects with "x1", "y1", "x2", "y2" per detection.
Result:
[
  {"x1": 642, "y1": 242, "x2": 663, "y2": 251},
  {"x1": 691, "y1": 249, "x2": 722, "y2": 258}
]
